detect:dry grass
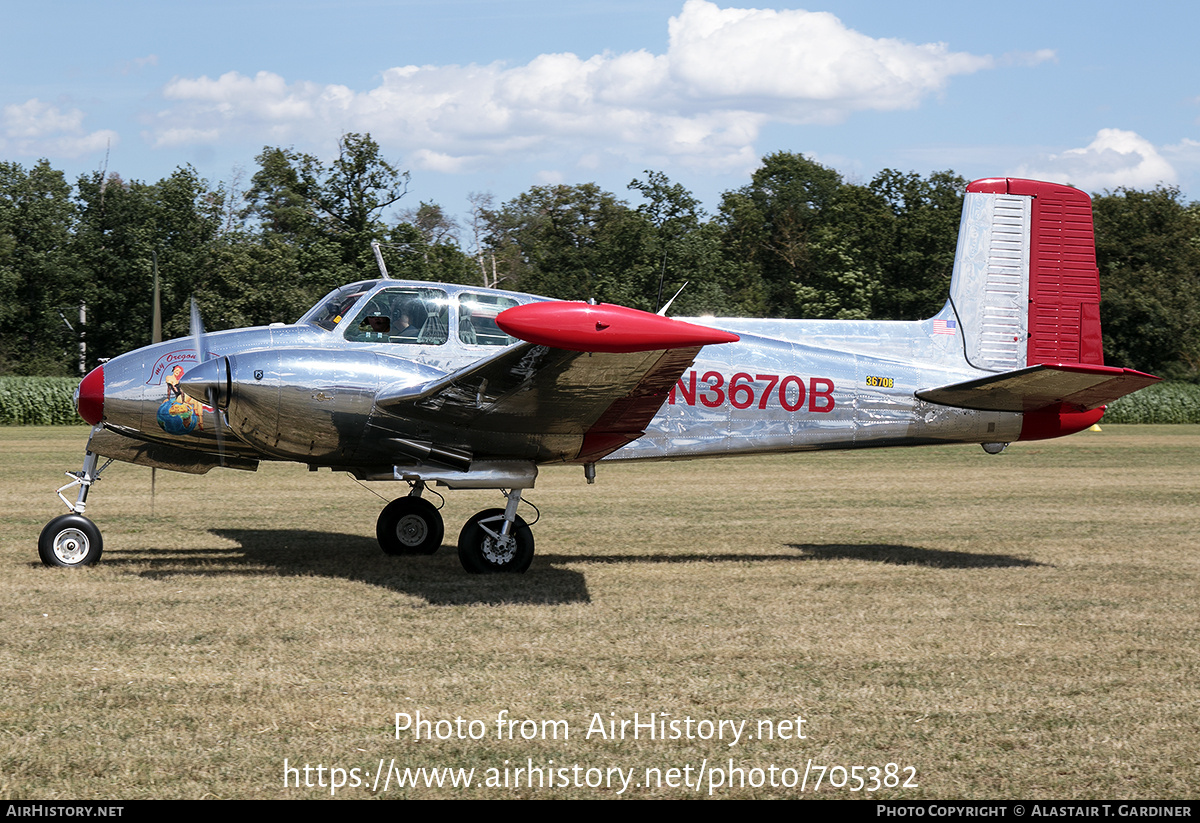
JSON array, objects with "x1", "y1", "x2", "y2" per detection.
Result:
[{"x1": 2, "y1": 425, "x2": 1197, "y2": 799}]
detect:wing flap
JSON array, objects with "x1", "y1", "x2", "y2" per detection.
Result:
[{"x1": 916, "y1": 363, "x2": 1160, "y2": 413}]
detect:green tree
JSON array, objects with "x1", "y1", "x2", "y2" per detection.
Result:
[
  {"x1": 242, "y1": 133, "x2": 409, "y2": 294},
  {"x1": 627, "y1": 170, "x2": 742, "y2": 316},
  {"x1": 0, "y1": 160, "x2": 79, "y2": 374},
  {"x1": 385, "y1": 202, "x2": 478, "y2": 284},
  {"x1": 1093, "y1": 186, "x2": 1200, "y2": 378},
  {"x1": 73, "y1": 166, "x2": 224, "y2": 359},
  {"x1": 484, "y1": 183, "x2": 654, "y2": 306},
  {"x1": 718, "y1": 152, "x2": 875, "y2": 318},
  {"x1": 868, "y1": 169, "x2": 965, "y2": 320}
]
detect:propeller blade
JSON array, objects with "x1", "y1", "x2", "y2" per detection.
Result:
[
  {"x1": 189, "y1": 298, "x2": 207, "y2": 363},
  {"x1": 151, "y1": 254, "x2": 161, "y2": 512},
  {"x1": 210, "y1": 388, "x2": 226, "y2": 467},
  {"x1": 187, "y1": 298, "x2": 225, "y2": 467},
  {"x1": 152, "y1": 251, "x2": 162, "y2": 345}
]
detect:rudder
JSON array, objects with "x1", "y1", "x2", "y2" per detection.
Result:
[{"x1": 948, "y1": 178, "x2": 1104, "y2": 372}]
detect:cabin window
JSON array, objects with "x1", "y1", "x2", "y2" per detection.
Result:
[
  {"x1": 457, "y1": 293, "x2": 521, "y2": 346},
  {"x1": 344, "y1": 287, "x2": 450, "y2": 345}
]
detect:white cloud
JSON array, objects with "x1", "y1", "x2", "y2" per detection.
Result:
[
  {"x1": 1017, "y1": 129, "x2": 1177, "y2": 192},
  {"x1": 1162, "y1": 138, "x2": 1200, "y2": 171},
  {"x1": 1, "y1": 99, "x2": 117, "y2": 158},
  {"x1": 666, "y1": 1, "x2": 991, "y2": 119},
  {"x1": 147, "y1": 0, "x2": 1000, "y2": 174},
  {"x1": 998, "y1": 49, "x2": 1057, "y2": 68},
  {"x1": 119, "y1": 54, "x2": 159, "y2": 75}
]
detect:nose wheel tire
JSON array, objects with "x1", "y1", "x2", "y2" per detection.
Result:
[
  {"x1": 377, "y1": 497, "x2": 444, "y2": 555},
  {"x1": 39, "y1": 514, "x2": 104, "y2": 567},
  {"x1": 457, "y1": 508, "x2": 534, "y2": 574}
]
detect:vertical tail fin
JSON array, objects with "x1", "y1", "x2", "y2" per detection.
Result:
[{"x1": 948, "y1": 178, "x2": 1104, "y2": 372}]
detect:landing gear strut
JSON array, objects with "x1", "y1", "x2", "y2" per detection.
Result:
[
  {"x1": 457, "y1": 489, "x2": 534, "y2": 574},
  {"x1": 40, "y1": 435, "x2": 112, "y2": 568}
]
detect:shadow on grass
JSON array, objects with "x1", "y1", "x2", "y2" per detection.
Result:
[
  {"x1": 787, "y1": 543, "x2": 1051, "y2": 568},
  {"x1": 124, "y1": 528, "x2": 593, "y2": 606},
  {"x1": 535, "y1": 545, "x2": 1048, "y2": 569},
  {"x1": 112, "y1": 530, "x2": 1046, "y2": 604}
]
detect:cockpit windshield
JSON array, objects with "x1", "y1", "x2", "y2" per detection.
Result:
[{"x1": 300, "y1": 281, "x2": 376, "y2": 331}]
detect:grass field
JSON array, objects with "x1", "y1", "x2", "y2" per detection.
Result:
[{"x1": 2, "y1": 425, "x2": 1197, "y2": 799}]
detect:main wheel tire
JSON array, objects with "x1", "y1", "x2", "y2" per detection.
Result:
[
  {"x1": 377, "y1": 497, "x2": 444, "y2": 556},
  {"x1": 39, "y1": 514, "x2": 103, "y2": 568},
  {"x1": 457, "y1": 508, "x2": 534, "y2": 574}
]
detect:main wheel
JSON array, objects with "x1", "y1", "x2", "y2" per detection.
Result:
[
  {"x1": 457, "y1": 508, "x2": 534, "y2": 574},
  {"x1": 377, "y1": 497, "x2": 444, "y2": 555},
  {"x1": 39, "y1": 514, "x2": 103, "y2": 568}
]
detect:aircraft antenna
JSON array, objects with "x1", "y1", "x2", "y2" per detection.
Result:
[
  {"x1": 654, "y1": 251, "x2": 668, "y2": 313},
  {"x1": 657, "y1": 281, "x2": 689, "y2": 316},
  {"x1": 372, "y1": 241, "x2": 391, "y2": 279}
]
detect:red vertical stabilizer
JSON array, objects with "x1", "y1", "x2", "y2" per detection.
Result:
[{"x1": 966, "y1": 178, "x2": 1104, "y2": 366}]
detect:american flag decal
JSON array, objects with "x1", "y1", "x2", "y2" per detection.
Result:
[{"x1": 932, "y1": 318, "x2": 958, "y2": 335}]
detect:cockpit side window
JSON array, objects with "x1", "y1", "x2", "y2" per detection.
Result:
[
  {"x1": 302, "y1": 281, "x2": 375, "y2": 331},
  {"x1": 344, "y1": 287, "x2": 449, "y2": 345},
  {"x1": 458, "y1": 293, "x2": 521, "y2": 346}
]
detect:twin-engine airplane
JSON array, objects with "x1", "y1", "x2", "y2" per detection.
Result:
[{"x1": 41, "y1": 178, "x2": 1158, "y2": 573}]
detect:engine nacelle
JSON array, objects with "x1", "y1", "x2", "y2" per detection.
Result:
[{"x1": 180, "y1": 349, "x2": 443, "y2": 462}]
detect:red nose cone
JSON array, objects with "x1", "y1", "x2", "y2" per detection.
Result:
[{"x1": 76, "y1": 365, "x2": 104, "y2": 425}]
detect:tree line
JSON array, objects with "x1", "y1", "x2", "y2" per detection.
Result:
[{"x1": 2, "y1": 134, "x2": 1197, "y2": 379}]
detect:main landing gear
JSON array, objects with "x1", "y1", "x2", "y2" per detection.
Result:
[
  {"x1": 377, "y1": 486, "x2": 444, "y2": 556},
  {"x1": 39, "y1": 440, "x2": 536, "y2": 575},
  {"x1": 39, "y1": 441, "x2": 112, "y2": 568},
  {"x1": 374, "y1": 484, "x2": 535, "y2": 574}
]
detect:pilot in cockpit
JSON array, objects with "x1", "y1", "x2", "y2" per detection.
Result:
[
  {"x1": 393, "y1": 299, "x2": 428, "y2": 340},
  {"x1": 357, "y1": 308, "x2": 391, "y2": 340}
]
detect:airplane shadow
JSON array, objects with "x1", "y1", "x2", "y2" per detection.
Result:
[
  {"x1": 129, "y1": 528, "x2": 593, "y2": 606},
  {"x1": 786, "y1": 543, "x2": 1051, "y2": 569},
  {"x1": 116, "y1": 532, "x2": 1047, "y2": 606},
  {"x1": 539, "y1": 543, "x2": 1048, "y2": 569}
]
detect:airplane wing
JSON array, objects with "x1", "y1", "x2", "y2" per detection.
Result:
[
  {"x1": 373, "y1": 302, "x2": 739, "y2": 463},
  {"x1": 916, "y1": 363, "x2": 1160, "y2": 413}
]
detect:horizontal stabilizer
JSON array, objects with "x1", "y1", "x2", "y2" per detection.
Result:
[{"x1": 917, "y1": 363, "x2": 1160, "y2": 413}]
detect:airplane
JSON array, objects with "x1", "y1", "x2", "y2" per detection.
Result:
[{"x1": 39, "y1": 177, "x2": 1160, "y2": 573}]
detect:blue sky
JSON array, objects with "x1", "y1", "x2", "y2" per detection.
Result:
[{"x1": 4, "y1": 0, "x2": 1198, "y2": 222}]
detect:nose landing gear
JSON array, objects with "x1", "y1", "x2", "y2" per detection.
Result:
[{"x1": 40, "y1": 432, "x2": 112, "y2": 567}]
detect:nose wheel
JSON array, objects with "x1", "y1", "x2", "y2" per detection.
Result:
[{"x1": 39, "y1": 514, "x2": 103, "y2": 567}]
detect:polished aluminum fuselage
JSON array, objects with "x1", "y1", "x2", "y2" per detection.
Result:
[{"x1": 92, "y1": 279, "x2": 1016, "y2": 480}]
